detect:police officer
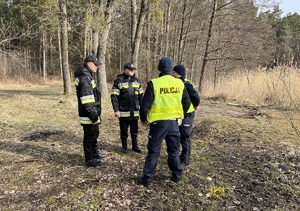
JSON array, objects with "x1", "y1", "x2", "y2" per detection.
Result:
[
  {"x1": 111, "y1": 63, "x2": 144, "y2": 153},
  {"x1": 74, "y1": 55, "x2": 106, "y2": 167},
  {"x1": 173, "y1": 64, "x2": 200, "y2": 167},
  {"x1": 138, "y1": 57, "x2": 190, "y2": 187}
]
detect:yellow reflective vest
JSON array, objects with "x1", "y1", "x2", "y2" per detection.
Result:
[
  {"x1": 184, "y1": 79, "x2": 195, "y2": 114},
  {"x1": 148, "y1": 75, "x2": 184, "y2": 123}
]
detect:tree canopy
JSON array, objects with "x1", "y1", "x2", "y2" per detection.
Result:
[{"x1": 0, "y1": 0, "x2": 299, "y2": 93}]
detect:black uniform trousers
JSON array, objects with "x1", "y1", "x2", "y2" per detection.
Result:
[
  {"x1": 142, "y1": 120, "x2": 182, "y2": 184},
  {"x1": 179, "y1": 111, "x2": 195, "y2": 165},
  {"x1": 119, "y1": 118, "x2": 138, "y2": 142},
  {"x1": 83, "y1": 124, "x2": 99, "y2": 163}
]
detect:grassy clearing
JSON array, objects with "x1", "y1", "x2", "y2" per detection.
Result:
[{"x1": 0, "y1": 81, "x2": 299, "y2": 210}]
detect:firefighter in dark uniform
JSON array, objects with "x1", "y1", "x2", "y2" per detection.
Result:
[
  {"x1": 111, "y1": 63, "x2": 144, "y2": 153},
  {"x1": 173, "y1": 64, "x2": 200, "y2": 167},
  {"x1": 138, "y1": 57, "x2": 190, "y2": 187},
  {"x1": 74, "y1": 55, "x2": 106, "y2": 167}
]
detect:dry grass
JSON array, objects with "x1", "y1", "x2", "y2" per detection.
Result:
[
  {"x1": 202, "y1": 67, "x2": 300, "y2": 108},
  {"x1": 0, "y1": 77, "x2": 63, "y2": 87}
]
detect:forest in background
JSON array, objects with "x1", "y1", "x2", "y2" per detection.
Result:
[
  {"x1": 0, "y1": 0, "x2": 300, "y2": 96},
  {"x1": 1, "y1": 1, "x2": 300, "y2": 209}
]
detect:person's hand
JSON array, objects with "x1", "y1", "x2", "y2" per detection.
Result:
[
  {"x1": 93, "y1": 121, "x2": 100, "y2": 126},
  {"x1": 141, "y1": 121, "x2": 148, "y2": 126},
  {"x1": 114, "y1": 111, "x2": 120, "y2": 118},
  {"x1": 195, "y1": 106, "x2": 200, "y2": 110}
]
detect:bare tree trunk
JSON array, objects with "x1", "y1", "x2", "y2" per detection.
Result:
[
  {"x1": 42, "y1": 33, "x2": 47, "y2": 80},
  {"x1": 198, "y1": 0, "x2": 217, "y2": 92},
  {"x1": 179, "y1": 1, "x2": 193, "y2": 64},
  {"x1": 176, "y1": 0, "x2": 187, "y2": 62},
  {"x1": 93, "y1": 31, "x2": 99, "y2": 56},
  {"x1": 39, "y1": 36, "x2": 42, "y2": 75},
  {"x1": 164, "y1": 0, "x2": 171, "y2": 56},
  {"x1": 153, "y1": 25, "x2": 160, "y2": 77},
  {"x1": 119, "y1": 26, "x2": 123, "y2": 73},
  {"x1": 59, "y1": 0, "x2": 72, "y2": 95},
  {"x1": 97, "y1": 0, "x2": 117, "y2": 96},
  {"x1": 58, "y1": 29, "x2": 63, "y2": 77},
  {"x1": 170, "y1": 5, "x2": 179, "y2": 59},
  {"x1": 131, "y1": 0, "x2": 137, "y2": 52},
  {"x1": 159, "y1": 22, "x2": 164, "y2": 57},
  {"x1": 146, "y1": 12, "x2": 151, "y2": 81},
  {"x1": 190, "y1": 34, "x2": 199, "y2": 81},
  {"x1": 131, "y1": 0, "x2": 149, "y2": 76},
  {"x1": 84, "y1": 23, "x2": 89, "y2": 57}
]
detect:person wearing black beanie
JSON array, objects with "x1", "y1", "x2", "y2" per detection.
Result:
[
  {"x1": 173, "y1": 64, "x2": 200, "y2": 167},
  {"x1": 173, "y1": 64, "x2": 186, "y2": 79},
  {"x1": 138, "y1": 57, "x2": 191, "y2": 188}
]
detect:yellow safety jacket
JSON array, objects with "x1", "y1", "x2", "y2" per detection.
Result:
[{"x1": 148, "y1": 75, "x2": 184, "y2": 123}]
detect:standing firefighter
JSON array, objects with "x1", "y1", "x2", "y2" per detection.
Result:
[
  {"x1": 138, "y1": 57, "x2": 190, "y2": 188},
  {"x1": 74, "y1": 55, "x2": 106, "y2": 167},
  {"x1": 172, "y1": 64, "x2": 200, "y2": 166},
  {"x1": 111, "y1": 63, "x2": 144, "y2": 153}
]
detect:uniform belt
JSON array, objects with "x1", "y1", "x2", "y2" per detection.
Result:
[{"x1": 152, "y1": 119, "x2": 177, "y2": 123}]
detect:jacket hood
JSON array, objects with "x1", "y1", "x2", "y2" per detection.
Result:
[{"x1": 75, "y1": 65, "x2": 93, "y2": 78}]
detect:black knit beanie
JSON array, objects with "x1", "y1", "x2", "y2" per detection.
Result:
[{"x1": 173, "y1": 64, "x2": 186, "y2": 77}]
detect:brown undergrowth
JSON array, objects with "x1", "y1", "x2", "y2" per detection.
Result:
[{"x1": 0, "y1": 84, "x2": 299, "y2": 210}]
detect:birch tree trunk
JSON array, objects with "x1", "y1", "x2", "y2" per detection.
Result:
[{"x1": 96, "y1": 0, "x2": 118, "y2": 96}]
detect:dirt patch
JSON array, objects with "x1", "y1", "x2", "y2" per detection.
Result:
[{"x1": 199, "y1": 105, "x2": 247, "y2": 118}]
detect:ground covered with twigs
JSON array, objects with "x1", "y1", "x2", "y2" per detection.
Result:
[{"x1": 0, "y1": 84, "x2": 299, "y2": 210}]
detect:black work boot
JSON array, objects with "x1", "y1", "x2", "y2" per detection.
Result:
[
  {"x1": 137, "y1": 177, "x2": 152, "y2": 188},
  {"x1": 132, "y1": 139, "x2": 142, "y2": 153},
  {"x1": 85, "y1": 159, "x2": 104, "y2": 167},
  {"x1": 93, "y1": 147, "x2": 106, "y2": 159},
  {"x1": 121, "y1": 139, "x2": 128, "y2": 153}
]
